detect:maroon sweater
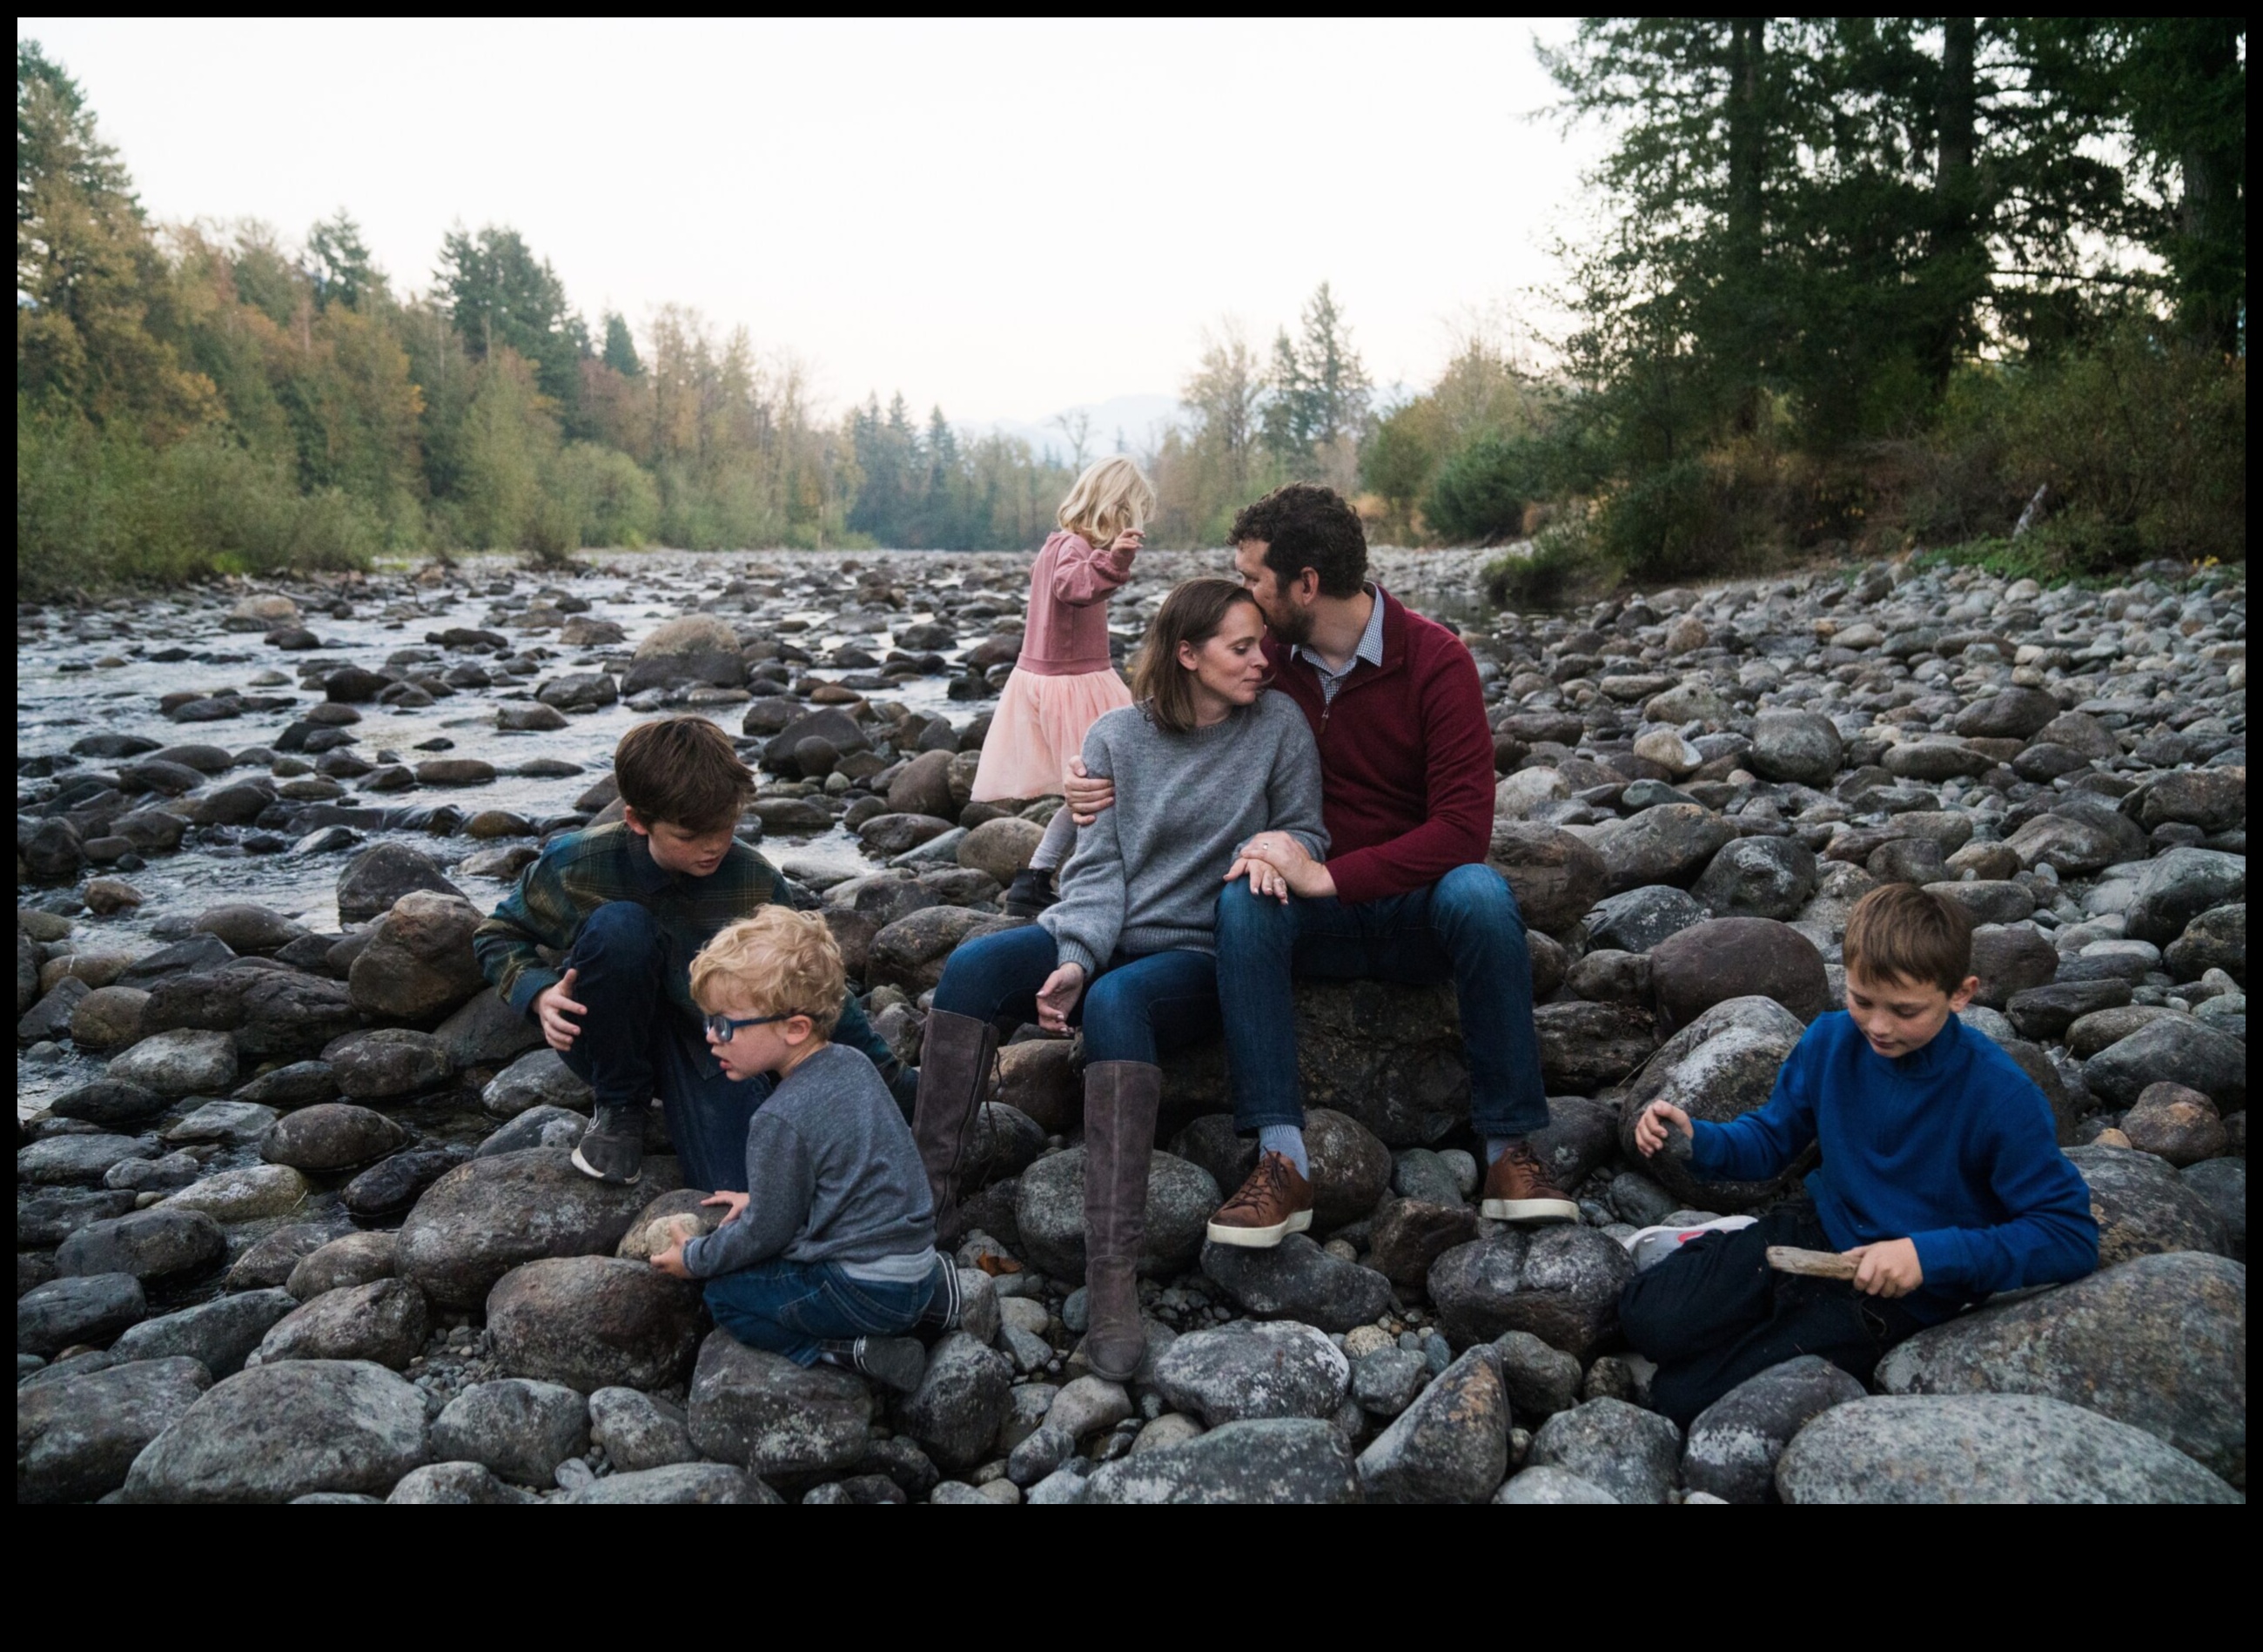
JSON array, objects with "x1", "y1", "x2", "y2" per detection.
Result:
[{"x1": 1262, "y1": 588, "x2": 1494, "y2": 905}]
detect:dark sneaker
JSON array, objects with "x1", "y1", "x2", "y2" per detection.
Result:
[
  {"x1": 1480, "y1": 1142, "x2": 1578, "y2": 1224},
  {"x1": 1003, "y1": 867, "x2": 1058, "y2": 918},
  {"x1": 917, "y1": 1252, "x2": 964, "y2": 1332},
  {"x1": 1205, "y1": 1151, "x2": 1314, "y2": 1249},
  {"x1": 570, "y1": 1105, "x2": 646, "y2": 1185},
  {"x1": 850, "y1": 1335, "x2": 928, "y2": 1393}
]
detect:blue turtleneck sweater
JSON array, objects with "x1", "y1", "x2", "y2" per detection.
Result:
[{"x1": 1689, "y1": 1011, "x2": 2098, "y2": 1323}]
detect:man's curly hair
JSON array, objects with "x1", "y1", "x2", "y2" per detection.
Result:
[{"x1": 1228, "y1": 482, "x2": 1369, "y2": 599}]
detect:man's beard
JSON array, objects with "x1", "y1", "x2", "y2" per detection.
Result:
[{"x1": 1265, "y1": 599, "x2": 1314, "y2": 648}]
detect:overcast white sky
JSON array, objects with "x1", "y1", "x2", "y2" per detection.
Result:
[{"x1": 21, "y1": 18, "x2": 1601, "y2": 427}]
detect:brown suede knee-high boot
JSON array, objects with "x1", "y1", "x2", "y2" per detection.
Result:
[
  {"x1": 1078, "y1": 1059, "x2": 1162, "y2": 1383},
  {"x1": 912, "y1": 1009, "x2": 997, "y2": 1246}
]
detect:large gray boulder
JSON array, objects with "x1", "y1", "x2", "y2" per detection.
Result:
[
  {"x1": 486, "y1": 1256, "x2": 703, "y2": 1393},
  {"x1": 109, "y1": 1288, "x2": 299, "y2": 1379},
  {"x1": 1615, "y1": 996, "x2": 1807, "y2": 1211},
  {"x1": 895, "y1": 1331, "x2": 1011, "y2": 1474},
  {"x1": 2065, "y1": 1145, "x2": 2233, "y2": 1266},
  {"x1": 1681, "y1": 1355, "x2": 1866, "y2": 1504},
  {"x1": 1648, "y1": 917, "x2": 1830, "y2": 1028},
  {"x1": 2081, "y1": 1017, "x2": 2246, "y2": 1110},
  {"x1": 1014, "y1": 1148, "x2": 1218, "y2": 1281},
  {"x1": 1874, "y1": 1252, "x2": 2245, "y2": 1483},
  {"x1": 1356, "y1": 1345, "x2": 1509, "y2": 1505},
  {"x1": 256, "y1": 1279, "x2": 430, "y2": 1371},
  {"x1": 120, "y1": 1359, "x2": 430, "y2": 1503},
  {"x1": 1487, "y1": 823, "x2": 1608, "y2": 935},
  {"x1": 1527, "y1": 1396, "x2": 1682, "y2": 1505},
  {"x1": 684, "y1": 1331, "x2": 873, "y2": 1481},
  {"x1": 1600, "y1": 805, "x2": 1737, "y2": 895},
  {"x1": 54, "y1": 1207, "x2": 226, "y2": 1286},
  {"x1": 1427, "y1": 1226, "x2": 1635, "y2": 1360},
  {"x1": 17, "y1": 1356, "x2": 212, "y2": 1505},
  {"x1": 1776, "y1": 1394, "x2": 2239, "y2": 1504},
  {"x1": 395, "y1": 1147, "x2": 668, "y2": 1309},
  {"x1": 1084, "y1": 1418, "x2": 1360, "y2": 1505},
  {"x1": 1151, "y1": 1320, "x2": 1350, "y2": 1427},
  {"x1": 430, "y1": 1379, "x2": 591, "y2": 1487},
  {"x1": 2123, "y1": 848, "x2": 2245, "y2": 947},
  {"x1": 1199, "y1": 1236, "x2": 1393, "y2": 1333}
]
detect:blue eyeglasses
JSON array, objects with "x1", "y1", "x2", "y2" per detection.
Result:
[{"x1": 703, "y1": 1011, "x2": 793, "y2": 1042}]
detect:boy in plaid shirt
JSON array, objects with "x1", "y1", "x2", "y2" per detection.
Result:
[{"x1": 474, "y1": 716, "x2": 911, "y2": 1189}]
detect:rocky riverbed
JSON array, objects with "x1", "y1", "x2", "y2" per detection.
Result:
[{"x1": 17, "y1": 547, "x2": 2246, "y2": 1504}]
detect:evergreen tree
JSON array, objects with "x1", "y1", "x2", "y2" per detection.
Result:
[
  {"x1": 600, "y1": 310, "x2": 643, "y2": 377},
  {"x1": 306, "y1": 210, "x2": 379, "y2": 310}
]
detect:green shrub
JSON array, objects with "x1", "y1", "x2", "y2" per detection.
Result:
[
  {"x1": 1422, "y1": 430, "x2": 1536, "y2": 544},
  {"x1": 1485, "y1": 519, "x2": 1596, "y2": 610},
  {"x1": 18, "y1": 403, "x2": 379, "y2": 595}
]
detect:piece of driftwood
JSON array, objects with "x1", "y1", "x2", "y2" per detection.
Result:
[{"x1": 1765, "y1": 1246, "x2": 1859, "y2": 1280}]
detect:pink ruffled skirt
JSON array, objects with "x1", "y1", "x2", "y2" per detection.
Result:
[{"x1": 970, "y1": 665, "x2": 1132, "y2": 800}]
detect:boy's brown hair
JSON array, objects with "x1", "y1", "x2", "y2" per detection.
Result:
[
  {"x1": 614, "y1": 716, "x2": 754, "y2": 832},
  {"x1": 688, "y1": 908, "x2": 844, "y2": 1038},
  {"x1": 1843, "y1": 883, "x2": 1974, "y2": 994}
]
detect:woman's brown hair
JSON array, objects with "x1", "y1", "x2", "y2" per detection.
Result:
[{"x1": 1130, "y1": 577, "x2": 1263, "y2": 735}]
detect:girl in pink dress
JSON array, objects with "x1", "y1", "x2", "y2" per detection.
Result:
[{"x1": 972, "y1": 455, "x2": 1156, "y2": 915}]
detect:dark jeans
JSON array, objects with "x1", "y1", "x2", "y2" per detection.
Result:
[
  {"x1": 703, "y1": 1256, "x2": 935, "y2": 1366},
  {"x1": 557, "y1": 900, "x2": 767, "y2": 1194},
  {"x1": 930, "y1": 923, "x2": 1219, "y2": 1066},
  {"x1": 1213, "y1": 863, "x2": 1549, "y2": 1138},
  {"x1": 1618, "y1": 1202, "x2": 1924, "y2": 1429}
]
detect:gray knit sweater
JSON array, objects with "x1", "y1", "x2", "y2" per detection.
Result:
[{"x1": 1039, "y1": 692, "x2": 1326, "y2": 974}]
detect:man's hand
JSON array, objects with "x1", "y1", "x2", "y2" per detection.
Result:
[
  {"x1": 534, "y1": 968, "x2": 586, "y2": 1052},
  {"x1": 1843, "y1": 1238, "x2": 1924, "y2": 1299},
  {"x1": 1036, "y1": 962, "x2": 1086, "y2": 1033},
  {"x1": 1634, "y1": 1099, "x2": 1694, "y2": 1158},
  {"x1": 702, "y1": 1191, "x2": 749, "y2": 1227},
  {"x1": 649, "y1": 1239, "x2": 692, "y2": 1279},
  {"x1": 1064, "y1": 757, "x2": 1114, "y2": 827},
  {"x1": 1229, "y1": 832, "x2": 1335, "y2": 901}
]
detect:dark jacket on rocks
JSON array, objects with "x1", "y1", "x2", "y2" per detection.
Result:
[
  {"x1": 1689, "y1": 1011, "x2": 2098, "y2": 1323},
  {"x1": 1261, "y1": 588, "x2": 1494, "y2": 905}
]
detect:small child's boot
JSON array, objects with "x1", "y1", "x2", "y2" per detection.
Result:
[
  {"x1": 1003, "y1": 866, "x2": 1058, "y2": 918},
  {"x1": 821, "y1": 1335, "x2": 928, "y2": 1393}
]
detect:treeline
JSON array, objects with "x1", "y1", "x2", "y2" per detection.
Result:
[
  {"x1": 18, "y1": 26, "x2": 2245, "y2": 597},
  {"x1": 1375, "y1": 18, "x2": 2244, "y2": 597}
]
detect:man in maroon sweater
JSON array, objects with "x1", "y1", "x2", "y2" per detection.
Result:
[{"x1": 1071, "y1": 483, "x2": 1575, "y2": 1246}]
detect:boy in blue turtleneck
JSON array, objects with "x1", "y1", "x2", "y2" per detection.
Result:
[{"x1": 1620, "y1": 883, "x2": 2098, "y2": 1427}]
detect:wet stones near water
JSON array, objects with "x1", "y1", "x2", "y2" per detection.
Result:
[
  {"x1": 260, "y1": 1103, "x2": 409, "y2": 1172},
  {"x1": 15, "y1": 552, "x2": 2249, "y2": 1506},
  {"x1": 18, "y1": 1273, "x2": 148, "y2": 1357},
  {"x1": 55, "y1": 1207, "x2": 225, "y2": 1286}
]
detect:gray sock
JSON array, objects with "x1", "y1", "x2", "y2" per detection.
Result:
[
  {"x1": 1259, "y1": 1125, "x2": 1308, "y2": 1178},
  {"x1": 1484, "y1": 1137, "x2": 1524, "y2": 1165},
  {"x1": 1028, "y1": 805, "x2": 1078, "y2": 873}
]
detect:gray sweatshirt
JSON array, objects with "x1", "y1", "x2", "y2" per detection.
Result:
[
  {"x1": 681, "y1": 1042, "x2": 936, "y2": 1282},
  {"x1": 1040, "y1": 692, "x2": 1326, "y2": 975}
]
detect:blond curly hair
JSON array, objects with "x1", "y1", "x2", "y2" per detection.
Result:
[
  {"x1": 1057, "y1": 454, "x2": 1157, "y2": 547},
  {"x1": 688, "y1": 907, "x2": 844, "y2": 1037}
]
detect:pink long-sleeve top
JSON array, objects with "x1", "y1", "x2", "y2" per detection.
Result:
[{"x1": 1016, "y1": 529, "x2": 1134, "y2": 676}]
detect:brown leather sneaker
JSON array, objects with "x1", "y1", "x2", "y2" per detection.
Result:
[
  {"x1": 1480, "y1": 1142, "x2": 1579, "y2": 1224},
  {"x1": 1205, "y1": 1151, "x2": 1315, "y2": 1249}
]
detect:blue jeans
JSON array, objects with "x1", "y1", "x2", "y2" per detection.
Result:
[
  {"x1": 703, "y1": 1256, "x2": 936, "y2": 1366},
  {"x1": 558, "y1": 901, "x2": 767, "y2": 1194},
  {"x1": 1213, "y1": 863, "x2": 1550, "y2": 1138},
  {"x1": 930, "y1": 923, "x2": 1219, "y2": 1065}
]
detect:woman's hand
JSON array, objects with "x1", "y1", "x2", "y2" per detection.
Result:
[
  {"x1": 702, "y1": 1191, "x2": 749, "y2": 1227},
  {"x1": 1036, "y1": 962, "x2": 1087, "y2": 1033},
  {"x1": 1228, "y1": 834, "x2": 1334, "y2": 901}
]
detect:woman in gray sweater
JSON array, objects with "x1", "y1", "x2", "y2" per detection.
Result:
[{"x1": 911, "y1": 578, "x2": 1325, "y2": 1380}]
